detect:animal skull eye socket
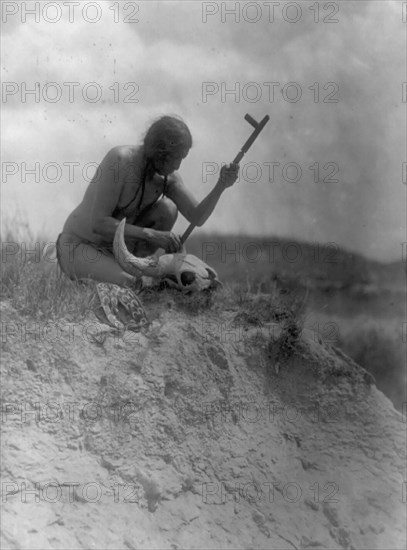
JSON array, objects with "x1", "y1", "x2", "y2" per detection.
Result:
[{"x1": 180, "y1": 271, "x2": 196, "y2": 286}]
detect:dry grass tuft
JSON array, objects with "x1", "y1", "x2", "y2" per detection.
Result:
[{"x1": 1, "y1": 219, "x2": 95, "y2": 321}]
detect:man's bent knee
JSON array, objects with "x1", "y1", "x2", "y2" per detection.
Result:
[
  {"x1": 138, "y1": 197, "x2": 178, "y2": 231},
  {"x1": 161, "y1": 197, "x2": 178, "y2": 228}
]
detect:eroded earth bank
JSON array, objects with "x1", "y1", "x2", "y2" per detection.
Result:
[{"x1": 1, "y1": 298, "x2": 405, "y2": 549}]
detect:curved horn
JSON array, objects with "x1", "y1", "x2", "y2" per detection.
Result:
[{"x1": 113, "y1": 218, "x2": 161, "y2": 277}]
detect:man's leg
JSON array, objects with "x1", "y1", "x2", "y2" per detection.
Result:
[
  {"x1": 131, "y1": 197, "x2": 178, "y2": 257},
  {"x1": 57, "y1": 233, "x2": 137, "y2": 286}
]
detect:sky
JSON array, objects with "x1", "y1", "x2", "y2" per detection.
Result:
[{"x1": 1, "y1": 0, "x2": 406, "y2": 262}]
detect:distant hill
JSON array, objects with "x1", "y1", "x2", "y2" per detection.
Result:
[{"x1": 186, "y1": 233, "x2": 406, "y2": 292}]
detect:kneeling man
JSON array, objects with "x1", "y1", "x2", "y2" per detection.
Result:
[{"x1": 57, "y1": 115, "x2": 239, "y2": 287}]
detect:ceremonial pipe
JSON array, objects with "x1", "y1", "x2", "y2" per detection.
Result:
[{"x1": 180, "y1": 114, "x2": 270, "y2": 244}]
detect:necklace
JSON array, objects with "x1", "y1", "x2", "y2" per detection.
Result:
[{"x1": 114, "y1": 159, "x2": 168, "y2": 220}]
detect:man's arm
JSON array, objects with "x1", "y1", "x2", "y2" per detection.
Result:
[
  {"x1": 90, "y1": 147, "x2": 182, "y2": 252},
  {"x1": 91, "y1": 147, "x2": 161, "y2": 244},
  {"x1": 91, "y1": 147, "x2": 142, "y2": 239},
  {"x1": 167, "y1": 164, "x2": 239, "y2": 226}
]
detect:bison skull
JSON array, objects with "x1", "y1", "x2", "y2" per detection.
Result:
[{"x1": 113, "y1": 218, "x2": 221, "y2": 292}]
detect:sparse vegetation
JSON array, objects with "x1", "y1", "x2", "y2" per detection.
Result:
[
  {"x1": 1, "y1": 223, "x2": 404, "y2": 410},
  {"x1": 1, "y1": 221, "x2": 95, "y2": 321},
  {"x1": 1, "y1": 259, "x2": 97, "y2": 321}
]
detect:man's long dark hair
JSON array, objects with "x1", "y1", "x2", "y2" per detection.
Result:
[
  {"x1": 117, "y1": 115, "x2": 192, "y2": 218},
  {"x1": 143, "y1": 115, "x2": 193, "y2": 163}
]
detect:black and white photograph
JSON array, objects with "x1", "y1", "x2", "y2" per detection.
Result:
[{"x1": 1, "y1": 1, "x2": 406, "y2": 548}]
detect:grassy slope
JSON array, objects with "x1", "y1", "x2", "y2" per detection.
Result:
[
  {"x1": 1, "y1": 230, "x2": 405, "y2": 410},
  {"x1": 1, "y1": 230, "x2": 406, "y2": 549}
]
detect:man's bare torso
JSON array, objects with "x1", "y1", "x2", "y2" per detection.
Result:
[{"x1": 62, "y1": 145, "x2": 167, "y2": 245}]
